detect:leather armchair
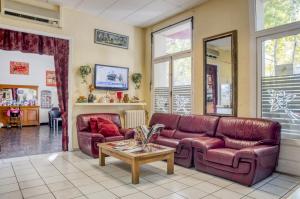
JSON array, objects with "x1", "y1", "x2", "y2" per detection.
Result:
[
  {"x1": 77, "y1": 113, "x2": 135, "y2": 158},
  {"x1": 193, "y1": 117, "x2": 281, "y2": 186}
]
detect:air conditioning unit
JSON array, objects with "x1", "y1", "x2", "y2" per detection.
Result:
[
  {"x1": 0, "y1": 0, "x2": 61, "y2": 27},
  {"x1": 207, "y1": 48, "x2": 220, "y2": 59}
]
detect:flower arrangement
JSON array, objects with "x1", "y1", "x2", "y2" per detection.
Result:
[
  {"x1": 79, "y1": 65, "x2": 91, "y2": 84},
  {"x1": 134, "y1": 124, "x2": 165, "y2": 147},
  {"x1": 131, "y1": 73, "x2": 142, "y2": 89}
]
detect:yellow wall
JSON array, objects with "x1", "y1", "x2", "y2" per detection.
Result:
[
  {"x1": 0, "y1": 7, "x2": 145, "y2": 149},
  {"x1": 144, "y1": 0, "x2": 253, "y2": 117}
]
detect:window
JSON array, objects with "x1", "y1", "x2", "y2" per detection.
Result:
[
  {"x1": 260, "y1": 32, "x2": 300, "y2": 138},
  {"x1": 256, "y1": 0, "x2": 300, "y2": 31},
  {"x1": 152, "y1": 19, "x2": 192, "y2": 115},
  {"x1": 256, "y1": 0, "x2": 300, "y2": 138}
]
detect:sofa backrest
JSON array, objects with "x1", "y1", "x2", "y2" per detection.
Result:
[
  {"x1": 173, "y1": 115, "x2": 220, "y2": 139},
  {"x1": 149, "y1": 113, "x2": 180, "y2": 129},
  {"x1": 77, "y1": 113, "x2": 121, "y2": 132},
  {"x1": 216, "y1": 117, "x2": 281, "y2": 149}
]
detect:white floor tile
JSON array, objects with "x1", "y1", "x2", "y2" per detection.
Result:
[
  {"x1": 0, "y1": 190, "x2": 23, "y2": 199},
  {"x1": 212, "y1": 188, "x2": 244, "y2": 199},
  {"x1": 142, "y1": 186, "x2": 173, "y2": 199},
  {"x1": 21, "y1": 185, "x2": 50, "y2": 198},
  {"x1": 248, "y1": 190, "x2": 280, "y2": 199},
  {"x1": 193, "y1": 181, "x2": 222, "y2": 194},
  {"x1": 0, "y1": 183, "x2": 19, "y2": 194},
  {"x1": 47, "y1": 180, "x2": 74, "y2": 192},
  {"x1": 226, "y1": 183, "x2": 255, "y2": 195},
  {"x1": 177, "y1": 187, "x2": 209, "y2": 199},
  {"x1": 86, "y1": 190, "x2": 118, "y2": 199},
  {"x1": 52, "y1": 187, "x2": 82, "y2": 199},
  {"x1": 77, "y1": 183, "x2": 105, "y2": 195},
  {"x1": 161, "y1": 181, "x2": 189, "y2": 192},
  {"x1": 121, "y1": 192, "x2": 152, "y2": 199},
  {"x1": 259, "y1": 183, "x2": 290, "y2": 197},
  {"x1": 109, "y1": 184, "x2": 139, "y2": 197},
  {"x1": 19, "y1": 178, "x2": 45, "y2": 189}
]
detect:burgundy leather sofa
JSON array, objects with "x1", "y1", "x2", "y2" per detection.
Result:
[
  {"x1": 193, "y1": 117, "x2": 281, "y2": 186},
  {"x1": 150, "y1": 113, "x2": 219, "y2": 167},
  {"x1": 149, "y1": 113, "x2": 281, "y2": 186},
  {"x1": 77, "y1": 113, "x2": 135, "y2": 158}
]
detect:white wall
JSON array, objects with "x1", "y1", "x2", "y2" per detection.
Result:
[{"x1": 0, "y1": 50, "x2": 58, "y2": 123}]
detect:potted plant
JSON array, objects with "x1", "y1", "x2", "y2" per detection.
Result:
[
  {"x1": 131, "y1": 73, "x2": 142, "y2": 89},
  {"x1": 79, "y1": 65, "x2": 91, "y2": 84}
]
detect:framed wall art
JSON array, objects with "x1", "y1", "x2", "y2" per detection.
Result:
[
  {"x1": 10, "y1": 61, "x2": 29, "y2": 75},
  {"x1": 46, "y1": 71, "x2": 57, "y2": 87},
  {"x1": 41, "y1": 90, "x2": 52, "y2": 109},
  {"x1": 94, "y1": 29, "x2": 129, "y2": 49}
]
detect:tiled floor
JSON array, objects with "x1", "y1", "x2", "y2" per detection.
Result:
[
  {"x1": 0, "y1": 151, "x2": 299, "y2": 199},
  {"x1": 0, "y1": 126, "x2": 62, "y2": 159}
]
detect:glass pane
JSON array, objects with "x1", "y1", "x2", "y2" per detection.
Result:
[
  {"x1": 256, "y1": 0, "x2": 300, "y2": 31},
  {"x1": 153, "y1": 61, "x2": 170, "y2": 113},
  {"x1": 153, "y1": 20, "x2": 192, "y2": 58},
  {"x1": 206, "y1": 36, "x2": 233, "y2": 115},
  {"x1": 172, "y1": 56, "x2": 192, "y2": 115},
  {"x1": 261, "y1": 33, "x2": 300, "y2": 137}
]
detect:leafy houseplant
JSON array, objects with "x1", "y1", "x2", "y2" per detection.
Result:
[
  {"x1": 79, "y1": 65, "x2": 92, "y2": 84},
  {"x1": 131, "y1": 73, "x2": 142, "y2": 89}
]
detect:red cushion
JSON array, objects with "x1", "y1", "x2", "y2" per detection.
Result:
[
  {"x1": 89, "y1": 118, "x2": 98, "y2": 133},
  {"x1": 97, "y1": 117, "x2": 113, "y2": 125},
  {"x1": 98, "y1": 123, "x2": 121, "y2": 137}
]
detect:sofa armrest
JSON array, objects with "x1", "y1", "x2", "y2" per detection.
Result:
[
  {"x1": 78, "y1": 131, "x2": 105, "y2": 140},
  {"x1": 192, "y1": 137, "x2": 225, "y2": 153},
  {"x1": 119, "y1": 128, "x2": 135, "y2": 139},
  {"x1": 233, "y1": 145, "x2": 279, "y2": 167}
]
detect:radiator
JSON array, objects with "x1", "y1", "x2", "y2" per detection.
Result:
[{"x1": 124, "y1": 110, "x2": 146, "y2": 128}]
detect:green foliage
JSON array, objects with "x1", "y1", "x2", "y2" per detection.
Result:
[
  {"x1": 131, "y1": 73, "x2": 142, "y2": 89},
  {"x1": 79, "y1": 65, "x2": 91, "y2": 84}
]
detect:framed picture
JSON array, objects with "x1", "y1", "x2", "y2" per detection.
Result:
[
  {"x1": 10, "y1": 61, "x2": 29, "y2": 75},
  {"x1": 46, "y1": 71, "x2": 57, "y2": 87},
  {"x1": 94, "y1": 29, "x2": 129, "y2": 49},
  {"x1": 41, "y1": 90, "x2": 52, "y2": 109}
]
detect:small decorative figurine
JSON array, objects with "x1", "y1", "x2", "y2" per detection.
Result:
[
  {"x1": 123, "y1": 94, "x2": 129, "y2": 103},
  {"x1": 88, "y1": 84, "x2": 96, "y2": 103}
]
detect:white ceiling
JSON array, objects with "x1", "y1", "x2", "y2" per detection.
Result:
[{"x1": 41, "y1": 0, "x2": 208, "y2": 27}]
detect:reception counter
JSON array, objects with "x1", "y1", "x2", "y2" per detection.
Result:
[{"x1": 0, "y1": 106, "x2": 40, "y2": 126}]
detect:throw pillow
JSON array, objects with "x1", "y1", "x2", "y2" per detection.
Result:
[
  {"x1": 98, "y1": 123, "x2": 121, "y2": 137},
  {"x1": 89, "y1": 118, "x2": 98, "y2": 133}
]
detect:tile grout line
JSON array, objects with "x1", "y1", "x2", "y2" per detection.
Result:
[
  {"x1": 28, "y1": 158, "x2": 57, "y2": 199},
  {"x1": 11, "y1": 161, "x2": 25, "y2": 199},
  {"x1": 59, "y1": 154, "x2": 123, "y2": 198}
]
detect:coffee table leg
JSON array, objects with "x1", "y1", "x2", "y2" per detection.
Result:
[
  {"x1": 99, "y1": 150, "x2": 105, "y2": 166},
  {"x1": 167, "y1": 153, "x2": 174, "y2": 175},
  {"x1": 131, "y1": 161, "x2": 140, "y2": 184}
]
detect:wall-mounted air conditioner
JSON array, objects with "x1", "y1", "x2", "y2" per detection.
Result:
[{"x1": 0, "y1": 0, "x2": 61, "y2": 28}]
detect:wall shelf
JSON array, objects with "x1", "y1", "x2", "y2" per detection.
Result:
[{"x1": 74, "y1": 103, "x2": 146, "y2": 106}]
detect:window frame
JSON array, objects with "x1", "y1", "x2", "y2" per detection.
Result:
[
  {"x1": 252, "y1": 0, "x2": 300, "y2": 139},
  {"x1": 151, "y1": 18, "x2": 194, "y2": 115}
]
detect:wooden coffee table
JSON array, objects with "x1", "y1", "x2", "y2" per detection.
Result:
[{"x1": 98, "y1": 140, "x2": 175, "y2": 184}]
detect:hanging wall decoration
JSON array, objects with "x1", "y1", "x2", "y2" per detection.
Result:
[
  {"x1": 10, "y1": 61, "x2": 29, "y2": 75},
  {"x1": 46, "y1": 71, "x2": 57, "y2": 87},
  {"x1": 41, "y1": 90, "x2": 52, "y2": 109},
  {"x1": 94, "y1": 29, "x2": 129, "y2": 49}
]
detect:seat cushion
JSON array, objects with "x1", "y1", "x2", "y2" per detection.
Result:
[
  {"x1": 155, "y1": 136, "x2": 180, "y2": 148},
  {"x1": 206, "y1": 148, "x2": 238, "y2": 166},
  {"x1": 160, "y1": 129, "x2": 176, "y2": 138},
  {"x1": 173, "y1": 130, "x2": 206, "y2": 140},
  {"x1": 105, "y1": 136, "x2": 124, "y2": 142}
]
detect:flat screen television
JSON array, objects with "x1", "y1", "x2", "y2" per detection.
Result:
[{"x1": 94, "y1": 64, "x2": 129, "y2": 90}]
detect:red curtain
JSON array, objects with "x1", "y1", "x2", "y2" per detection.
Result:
[{"x1": 0, "y1": 28, "x2": 69, "y2": 151}]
